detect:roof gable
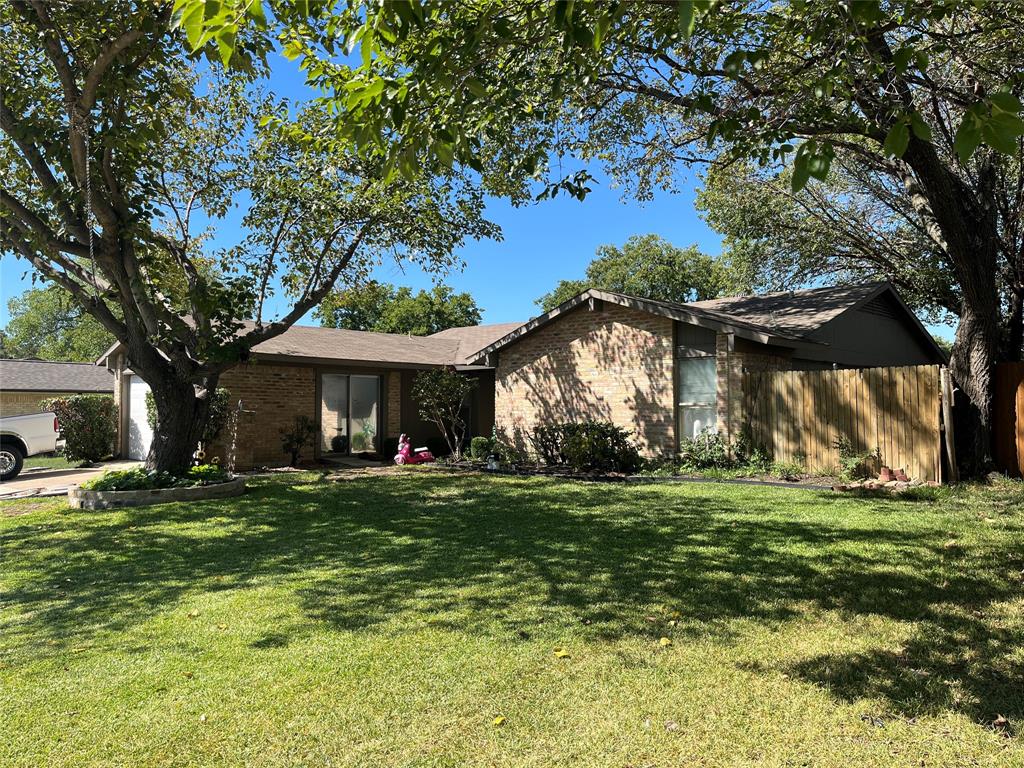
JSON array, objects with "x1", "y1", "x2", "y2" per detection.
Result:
[
  {"x1": 430, "y1": 322, "x2": 524, "y2": 365},
  {"x1": 465, "y1": 282, "x2": 946, "y2": 364}
]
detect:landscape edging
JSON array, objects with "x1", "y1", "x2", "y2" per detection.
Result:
[{"x1": 67, "y1": 476, "x2": 246, "y2": 509}]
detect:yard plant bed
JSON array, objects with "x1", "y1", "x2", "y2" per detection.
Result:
[
  {"x1": 2, "y1": 474, "x2": 1022, "y2": 767},
  {"x1": 68, "y1": 466, "x2": 244, "y2": 509},
  {"x1": 68, "y1": 476, "x2": 245, "y2": 509}
]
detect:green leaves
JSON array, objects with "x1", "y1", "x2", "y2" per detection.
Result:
[
  {"x1": 677, "y1": 1, "x2": 696, "y2": 38},
  {"x1": 883, "y1": 121, "x2": 909, "y2": 157},
  {"x1": 172, "y1": 0, "x2": 273, "y2": 64},
  {"x1": 791, "y1": 141, "x2": 833, "y2": 192},
  {"x1": 954, "y1": 105, "x2": 984, "y2": 164},
  {"x1": 954, "y1": 93, "x2": 1024, "y2": 164}
]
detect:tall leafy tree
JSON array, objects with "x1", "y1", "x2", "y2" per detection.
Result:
[
  {"x1": 250, "y1": 0, "x2": 1018, "y2": 475},
  {"x1": 696, "y1": 152, "x2": 1022, "y2": 361},
  {"x1": 0, "y1": 1, "x2": 494, "y2": 472},
  {"x1": 536, "y1": 234, "x2": 731, "y2": 311},
  {"x1": 316, "y1": 281, "x2": 482, "y2": 335},
  {"x1": 2, "y1": 285, "x2": 115, "y2": 361}
]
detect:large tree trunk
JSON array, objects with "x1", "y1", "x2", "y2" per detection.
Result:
[
  {"x1": 902, "y1": 145, "x2": 1000, "y2": 478},
  {"x1": 125, "y1": 331, "x2": 219, "y2": 473},
  {"x1": 146, "y1": 379, "x2": 212, "y2": 473},
  {"x1": 949, "y1": 297, "x2": 998, "y2": 477}
]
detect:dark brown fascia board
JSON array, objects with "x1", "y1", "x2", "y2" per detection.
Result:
[
  {"x1": 98, "y1": 342, "x2": 462, "y2": 373},
  {"x1": 465, "y1": 288, "x2": 824, "y2": 365},
  {"x1": 250, "y1": 353, "x2": 450, "y2": 370}
]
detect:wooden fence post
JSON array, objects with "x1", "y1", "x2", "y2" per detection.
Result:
[{"x1": 940, "y1": 367, "x2": 958, "y2": 483}]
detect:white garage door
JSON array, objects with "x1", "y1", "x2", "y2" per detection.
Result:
[{"x1": 127, "y1": 375, "x2": 153, "y2": 461}]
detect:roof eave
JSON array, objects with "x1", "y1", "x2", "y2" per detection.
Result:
[{"x1": 465, "y1": 289, "x2": 823, "y2": 364}]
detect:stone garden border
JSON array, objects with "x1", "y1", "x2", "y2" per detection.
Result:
[{"x1": 68, "y1": 476, "x2": 246, "y2": 509}]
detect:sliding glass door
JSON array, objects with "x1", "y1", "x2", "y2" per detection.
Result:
[
  {"x1": 349, "y1": 375, "x2": 379, "y2": 453},
  {"x1": 320, "y1": 373, "x2": 380, "y2": 455}
]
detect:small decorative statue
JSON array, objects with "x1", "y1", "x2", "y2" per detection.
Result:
[{"x1": 394, "y1": 433, "x2": 435, "y2": 465}]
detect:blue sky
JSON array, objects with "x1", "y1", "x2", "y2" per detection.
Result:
[{"x1": 0, "y1": 49, "x2": 954, "y2": 340}]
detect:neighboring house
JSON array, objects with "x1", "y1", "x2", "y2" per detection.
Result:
[
  {"x1": 0, "y1": 359, "x2": 114, "y2": 417},
  {"x1": 98, "y1": 322, "x2": 521, "y2": 465},
  {"x1": 469, "y1": 282, "x2": 947, "y2": 458}
]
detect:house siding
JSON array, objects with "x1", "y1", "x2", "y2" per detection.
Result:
[{"x1": 494, "y1": 302, "x2": 675, "y2": 457}]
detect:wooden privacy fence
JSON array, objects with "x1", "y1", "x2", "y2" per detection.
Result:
[
  {"x1": 993, "y1": 362, "x2": 1024, "y2": 478},
  {"x1": 742, "y1": 364, "x2": 942, "y2": 483}
]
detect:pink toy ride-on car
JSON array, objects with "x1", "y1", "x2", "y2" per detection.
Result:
[{"x1": 394, "y1": 434, "x2": 435, "y2": 465}]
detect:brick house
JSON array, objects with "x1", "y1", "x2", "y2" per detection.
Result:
[
  {"x1": 98, "y1": 281, "x2": 945, "y2": 467},
  {"x1": 469, "y1": 282, "x2": 947, "y2": 458},
  {"x1": 98, "y1": 322, "x2": 520, "y2": 467},
  {"x1": 0, "y1": 359, "x2": 114, "y2": 417}
]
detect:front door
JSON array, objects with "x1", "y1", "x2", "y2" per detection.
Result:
[{"x1": 320, "y1": 373, "x2": 380, "y2": 455}]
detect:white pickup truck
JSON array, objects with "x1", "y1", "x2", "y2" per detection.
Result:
[{"x1": 0, "y1": 411, "x2": 63, "y2": 481}]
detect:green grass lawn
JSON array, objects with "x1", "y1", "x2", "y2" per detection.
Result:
[
  {"x1": 2, "y1": 471, "x2": 1022, "y2": 767},
  {"x1": 22, "y1": 454, "x2": 75, "y2": 471}
]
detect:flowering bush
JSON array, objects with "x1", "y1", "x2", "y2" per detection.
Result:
[{"x1": 40, "y1": 394, "x2": 116, "y2": 463}]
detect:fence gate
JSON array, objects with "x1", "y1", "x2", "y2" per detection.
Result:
[
  {"x1": 742, "y1": 364, "x2": 942, "y2": 483},
  {"x1": 993, "y1": 362, "x2": 1024, "y2": 478}
]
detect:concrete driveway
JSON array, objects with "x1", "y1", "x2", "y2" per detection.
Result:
[{"x1": 0, "y1": 460, "x2": 141, "y2": 500}]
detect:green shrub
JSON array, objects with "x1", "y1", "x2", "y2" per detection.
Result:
[
  {"x1": 530, "y1": 424, "x2": 563, "y2": 465},
  {"x1": 530, "y1": 421, "x2": 641, "y2": 473},
  {"x1": 280, "y1": 416, "x2": 317, "y2": 466},
  {"x1": 470, "y1": 436, "x2": 493, "y2": 460},
  {"x1": 834, "y1": 435, "x2": 880, "y2": 480},
  {"x1": 145, "y1": 388, "x2": 231, "y2": 444},
  {"x1": 677, "y1": 429, "x2": 731, "y2": 470},
  {"x1": 493, "y1": 438, "x2": 524, "y2": 465},
  {"x1": 80, "y1": 465, "x2": 229, "y2": 491},
  {"x1": 771, "y1": 460, "x2": 805, "y2": 481},
  {"x1": 41, "y1": 394, "x2": 116, "y2": 463},
  {"x1": 563, "y1": 422, "x2": 641, "y2": 473}
]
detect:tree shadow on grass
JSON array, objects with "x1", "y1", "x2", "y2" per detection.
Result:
[{"x1": 2, "y1": 472, "x2": 1022, "y2": 728}]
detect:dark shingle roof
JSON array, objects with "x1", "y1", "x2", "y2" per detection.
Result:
[
  {"x1": 249, "y1": 324, "x2": 461, "y2": 366},
  {"x1": 221, "y1": 321, "x2": 526, "y2": 367},
  {"x1": 429, "y1": 323, "x2": 525, "y2": 365},
  {"x1": 0, "y1": 359, "x2": 114, "y2": 393},
  {"x1": 688, "y1": 282, "x2": 888, "y2": 335}
]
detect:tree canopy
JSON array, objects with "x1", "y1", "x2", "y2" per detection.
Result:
[
  {"x1": 536, "y1": 234, "x2": 731, "y2": 311},
  {"x1": 316, "y1": 281, "x2": 482, "y2": 335},
  {"x1": 248, "y1": 0, "x2": 1015, "y2": 473},
  {"x1": 1, "y1": 285, "x2": 115, "y2": 362},
  {"x1": 0, "y1": 1, "x2": 494, "y2": 471}
]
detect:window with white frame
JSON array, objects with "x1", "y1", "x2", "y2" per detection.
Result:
[{"x1": 677, "y1": 356, "x2": 717, "y2": 439}]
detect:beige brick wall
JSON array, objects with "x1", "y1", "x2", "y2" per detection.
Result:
[
  {"x1": 386, "y1": 371, "x2": 402, "y2": 438},
  {"x1": 0, "y1": 391, "x2": 73, "y2": 417},
  {"x1": 494, "y1": 302, "x2": 675, "y2": 457},
  {"x1": 207, "y1": 362, "x2": 316, "y2": 469}
]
